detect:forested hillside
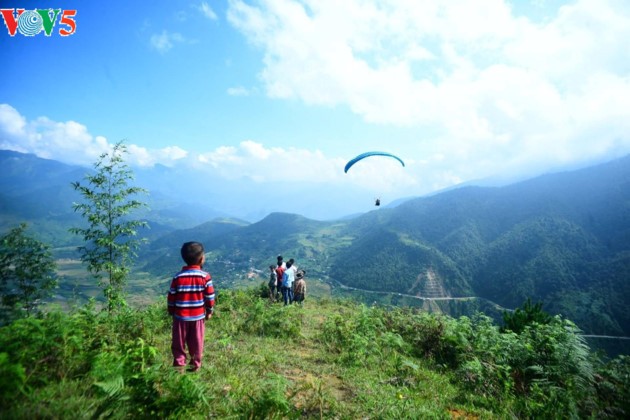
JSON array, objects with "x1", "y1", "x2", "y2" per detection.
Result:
[
  {"x1": 143, "y1": 156, "x2": 630, "y2": 336},
  {"x1": 2, "y1": 149, "x2": 629, "y2": 336},
  {"x1": 353, "y1": 155, "x2": 630, "y2": 335},
  {"x1": 0, "y1": 150, "x2": 85, "y2": 245},
  {"x1": 0, "y1": 150, "x2": 223, "y2": 241},
  {"x1": 143, "y1": 213, "x2": 347, "y2": 289}
]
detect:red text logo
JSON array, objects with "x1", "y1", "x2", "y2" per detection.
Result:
[{"x1": 1, "y1": 8, "x2": 77, "y2": 37}]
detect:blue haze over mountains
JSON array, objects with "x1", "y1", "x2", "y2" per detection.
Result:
[{"x1": 1, "y1": 149, "x2": 629, "y2": 337}]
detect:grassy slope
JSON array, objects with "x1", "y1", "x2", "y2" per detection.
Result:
[
  {"x1": 202, "y1": 297, "x2": 469, "y2": 418},
  {"x1": 1, "y1": 290, "x2": 494, "y2": 419},
  {"x1": 2, "y1": 287, "x2": 628, "y2": 418}
]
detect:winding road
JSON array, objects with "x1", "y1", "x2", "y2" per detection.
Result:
[{"x1": 332, "y1": 280, "x2": 630, "y2": 341}]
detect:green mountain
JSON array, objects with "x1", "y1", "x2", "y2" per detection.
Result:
[
  {"x1": 145, "y1": 155, "x2": 630, "y2": 336},
  {"x1": 144, "y1": 213, "x2": 347, "y2": 289},
  {"x1": 3, "y1": 149, "x2": 629, "y2": 336},
  {"x1": 0, "y1": 150, "x2": 85, "y2": 244},
  {"x1": 334, "y1": 156, "x2": 630, "y2": 335},
  {"x1": 143, "y1": 217, "x2": 251, "y2": 276},
  {"x1": 0, "y1": 150, "x2": 226, "y2": 245}
]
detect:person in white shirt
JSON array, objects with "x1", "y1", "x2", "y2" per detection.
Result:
[
  {"x1": 281, "y1": 260, "x2": 295, "y2": 305},
  {"x1": 288, "y1": 258, "x2": 298, "y2": 275}
]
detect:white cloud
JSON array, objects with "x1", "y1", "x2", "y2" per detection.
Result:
[
  {"x1": 0, "y1": 104, "x2": 26, "y2": 137},
  {"x1": 150, "y1": 30, "x2": 188, "y2": 53},
  {"x1": 197, "y1": 141, "x2": 337, "y2": 181},
  {"x1": 227, "y1": 0, "x2": 630, "y2": 175},
  {"x1": 195, "y1": 140, "x2": 417, "y2": 193},
  {"x1": 199, "y1": 2, "x2": 218, "y2": 20},
  {"x1": 0, "y1": 105, "x2": 108, "y2": 165},
  {"x1": 0, "y1": 105, "x2": 416, "y2": 194},
  {"x1": 127, "y1": 144, "x2": 189, "y2": 167},
  {"x1": 227, "y1": 86, "x2": 251, "y2": 96},
  {"x1": 0, "y1": 104, "x2": 188, "y2": 168}
]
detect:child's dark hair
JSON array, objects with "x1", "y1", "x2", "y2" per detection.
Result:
[{"x1": 181, "y1": 242, "x2": 205, "y2": 265}]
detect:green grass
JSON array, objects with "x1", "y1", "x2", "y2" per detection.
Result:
[
  {"x1": 4, "y1": 288, "x2": 627, "y2": 418},
  {"x1": 0, "y1": 291, "x2": 486, "y2": 418},
  {"x1": 179, "y1": 297, "x2": 488, "y2": 418}
]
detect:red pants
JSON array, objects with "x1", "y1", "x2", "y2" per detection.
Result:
[{"x1": 171, "y1": 318, "x2": 205, "y2": 370}]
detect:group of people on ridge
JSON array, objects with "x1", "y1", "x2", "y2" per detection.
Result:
[{"x1": 268, "y1": 255, "x2": 307, "y2": 306}]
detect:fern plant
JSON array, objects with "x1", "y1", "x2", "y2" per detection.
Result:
[{"x1": 501, "y1": 298, "x2": 552, "y2": 334}]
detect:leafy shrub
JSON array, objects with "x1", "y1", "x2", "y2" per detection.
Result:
[
  {"x1": 212, "y1": 290, "x2": 302, "y2": 339},
  {"x1": 0, "y1": 223, "x2": 58, "y2": 322},
  {"x1": 501, "y1": 298, "x2": 552, "y2": 334},
  {"x1": 0, "y1": 352, "x2": 26, "y2": 404},
  {"x1": 448, "y1": 315, "x2": 518, "y2": 402},
  {"x1": 153, "y1": 371, "x2": 213, "y2": 417},
  {"x1": 382, "y1": 308, "x2": 458, "y2": 366},
  {"x1": 245, "y1": 299, "x2": 301, "y2": 338},
  {"x1": 0, "y1": 301, "x2": 171, "y2": 418},
  {"x1": 449, "y1": 313, "x2": 597, "y2": 418},
  {"x1": 593, "y1": 355, "x2": 630, "y2": 418},
  {"x1": 0, "y1": 309, "x2": 91, "y2": 387},
  {"x1": 90, "y1": 351, "x2": 129, "y2": 418},
  {"x1": 319, "y1": 304, "x2": 387, "y2": 366}
]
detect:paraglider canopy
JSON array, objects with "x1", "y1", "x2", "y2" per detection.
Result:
[{"x1": 344, "y1": 151, "x2": 405, "y2": 173}]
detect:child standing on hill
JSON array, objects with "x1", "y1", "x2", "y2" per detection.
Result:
[
  {"x1": 268, "y1": 265, "x2": 277, "y2": 302},
  {"x1": 293, "y1": 270, "x2": 306, "y2": 305},
  {"x1": 167, "y1": 241, "x2": 216, "y2": 372}
]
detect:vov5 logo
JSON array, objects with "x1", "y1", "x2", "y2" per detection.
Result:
[{"x1": 1, "y1": 8, "x2": 77, "y2": 37}]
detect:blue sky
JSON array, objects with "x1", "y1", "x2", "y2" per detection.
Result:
[{"x1": 1, "y1": 0, "x2": 630, "y2": 218}]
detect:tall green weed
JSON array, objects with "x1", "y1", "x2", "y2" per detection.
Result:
[
  {"x1": 382, "y1": 308, "x2": 458, "y2": 365},
  {"x1": 213, "y1": 288, "x2": 302, "y2": 339},
  {"x1": 593, "y1": 355, "x2": 630, "y2": 418},
  {"x1": 0, "y1": 289, "x2": 628, "y2": 418},
  {"x1": 320, "y1": 305, "x2": 377, "y2": 365}
]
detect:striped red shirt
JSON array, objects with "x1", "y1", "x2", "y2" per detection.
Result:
[{"x1": 167, "y1": 265, "x2": 215, "y2": 321}]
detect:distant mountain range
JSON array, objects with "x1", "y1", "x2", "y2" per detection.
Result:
[
  {"x1": 2, "y1": 149, "x2": 629, "y2": 336},
  {"x1": 0, "y1": 149, "x2": 418, "y2": 225},
  {"x1": 141, "y1": 155, "x2": 630, "y2": 336},
  {"x1": 0, "y1": 150, "x2": 231, "y2": 244}
]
